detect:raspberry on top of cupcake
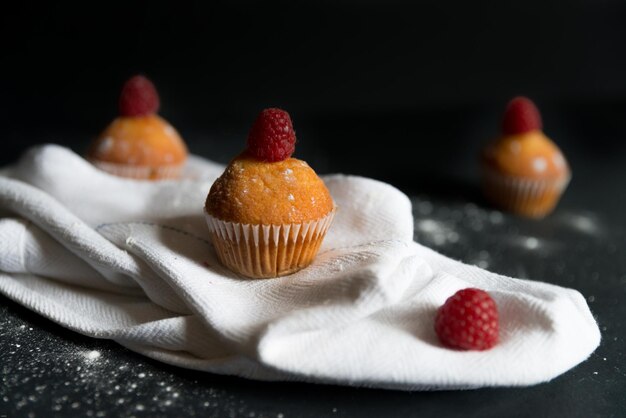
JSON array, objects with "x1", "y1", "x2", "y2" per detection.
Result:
[
  {"x1": 87, "y1": 75, "x2": 188, "y2": 180},
  {"x1": 205, "y1": 108, "x2": 335, "y2": 278},
  {"x1": 480, "y1": 97, "x2": 570, "y2": 218}
]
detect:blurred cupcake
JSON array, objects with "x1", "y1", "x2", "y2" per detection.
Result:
[
  {"x1": 87, "y1": 75, "x2": 188, "y2": 180},
  {"x1": 480, "y1": 97, "x2": 570, "y2": 218},
  {"x1": 205, "y1": 108, "x2": 335, "y2": 278}
]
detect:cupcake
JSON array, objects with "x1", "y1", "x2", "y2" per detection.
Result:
[
  {"x1": 205, "y1": 108, "x2": 335, "y2": 278},
  {"x1": 480, "y1": 97, "x2": 570, "y2": 218},
  {"x1": 87, "y1": 75, "x2": 188, "y2": 180}
]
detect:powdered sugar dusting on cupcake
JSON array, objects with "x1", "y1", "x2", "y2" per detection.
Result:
[
  {"x1": 283, "y1": 168, "x2": 294, "y2": 182},
  {"x1": 553, "y1": 154, "x2": 566, "y2": 168},
  {"x1": 164, "y1": 125, "x2": 177, "y2": 138},
  {"x1": 509, "y1": 140, "x2": 521, "y2": 154},
  {"x1": 97, "y1": 137, "x2": 114, "y2": 155},
  {"x1": 532, "y1": 157, "x2": 547, "y2": 172}
]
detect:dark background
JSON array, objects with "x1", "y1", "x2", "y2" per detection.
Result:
[
  {"x1": 2, "y1": 1, "x2": 626, "y2": 186},
  {"x1": 2, "y1": 1, "x2": 626, "y2": 417}
]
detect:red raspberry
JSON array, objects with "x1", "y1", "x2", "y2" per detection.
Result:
[
  {"x1": 118, "y1": 75, "x2": 160, "y2": 117},
  {"x1": 434, "y1": 288, "x2": 499, "y2": 351},
  {"x1": 501, "y1": 96, "x2": 542, "y2": 135},
  {"x1": 246, "y1": 108, "x2": 296, "y2": 162}
]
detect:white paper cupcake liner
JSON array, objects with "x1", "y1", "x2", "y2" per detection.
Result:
[
  {"x1": 204, "y1": 209, "x2": 336, "y2": 278},
  {"x1": 90, "y1": 160, "x2": 183, "y2": 180},
  {"x1": 481, "y1": 167, "x2": 571, "y2": 218}
]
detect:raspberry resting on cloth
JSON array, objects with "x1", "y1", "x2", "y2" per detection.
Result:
[{"x1": 0, "y1": 145, "x2": 600, "y2": 390}]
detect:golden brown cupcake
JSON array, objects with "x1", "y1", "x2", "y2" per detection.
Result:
[
  {"x1": 87, "y1": 75, "x2": 188, "y2": 180},
  {"x1": 480, "y1": 97, "x2": 570, "y2": 218},
  {"x1": 205, "y1": 108, "x2": 335, "y2": 278}
]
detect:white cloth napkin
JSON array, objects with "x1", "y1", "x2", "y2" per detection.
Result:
[{"x1": 0, "y1": 145, "x2": 600, "y2": 390}]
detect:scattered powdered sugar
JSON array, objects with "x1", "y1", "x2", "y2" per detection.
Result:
[
  {"x1": 164, "y1": 125, "x2": 177, "y2": 138},
  {"x1": 410, "y1": 195, "x2": 608, "y2": 278},
  {"x1": 489, "y1": 211, "x2": 504, "y2": 224},
  {"x1": 415, "y1": 200, "x2": 433, "y2": 215},
  {"x1": 470, "y1": 250, "x2": 492, "y2": 269},
  {"x1": 283, "y1": 168, "x2": 295, "y2": 182},
  {"x1": 96, "y1": 137, "x2": 114, "y2": 155},
  {"x1": 0, "y1": 304, "x2": 265, "y2": 417},
  {"x1": 414, "y1": 219, "x2": 459, "y2": 246},
  {"x1": 509, "y1": 140, "x2": 521, "y2": 154},
  {"x1": 553, "y1": 153, "x2": 566, "y2": 168},
  {"x1": 532, "y1": 157, "x2": 547, "y2": 172},
  {"x1": 83, "y1": 350, "x2": 101, "y2": 361},
  {"x1": 557, "y1": 212, "x2": 602, "y2": 236},
  {"x1": 524, "y1": 237, "x2": 540, "y2": 250}
]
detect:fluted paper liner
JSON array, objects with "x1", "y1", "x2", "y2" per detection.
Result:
[
  {"x1": 205, "y1": 209, "x2": 336, "y2": 278},
  {"x1": 90, "y1": 160, "x2": 183, "y2": 180},
  {"x1": 481, "y1": 167, "x2": 571, "y2": 218}
]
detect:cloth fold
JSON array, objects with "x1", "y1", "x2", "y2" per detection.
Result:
[{"x1": 0, "y1": 145, "x2": 600, "y2": 390}]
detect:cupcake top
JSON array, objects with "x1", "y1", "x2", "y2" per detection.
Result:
[
  {"x1": 205, "y1": 108, "x2": 334, "y2": 225},
  {"x1": 87, "y1": 75, "x2": 187, "y2": 167},
  {"x1": 206, "y1": 153, "x2": 333, "y2": 224},
  {"x1": 482, "y1": 97, "x2": 569, "y2": 180}
]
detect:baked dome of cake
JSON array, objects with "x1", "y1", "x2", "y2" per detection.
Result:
[
  {"x1": 89, "y1": 115, "x2": 187, "y2": 167},
  {"x1": 482, "y1": 130, "x2": 568, "y2": 180},
  {"x1": 206, "y1": 153, "x2": 333, "y2": 225}
]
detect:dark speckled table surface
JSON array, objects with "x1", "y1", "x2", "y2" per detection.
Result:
[{"x1": 1, "y1": 127, "x2": 625, "y2": 418}]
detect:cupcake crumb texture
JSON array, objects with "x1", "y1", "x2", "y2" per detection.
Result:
[
  {"x1": 482, "y1": 131, "x2": 568, "y2": 179},
  {"x1": 206, "y1": 154, "x2": 333, "y2": 225},
  {"x1": 89, "y1": 115, "x2": 187, "y2": 166}
]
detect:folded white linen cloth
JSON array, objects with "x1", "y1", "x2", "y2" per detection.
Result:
[{"x1": 0, "y1": 145, "x2": 600, "y2": 390}]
